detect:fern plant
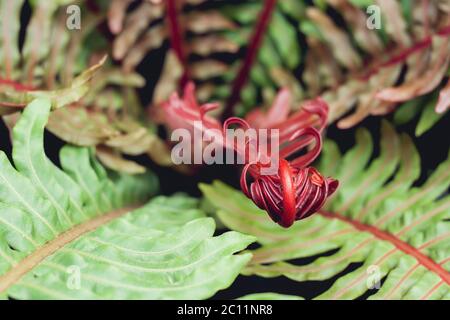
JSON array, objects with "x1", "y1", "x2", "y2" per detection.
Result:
[
  {"x1": 0, "y1": 99, "x2": 255, "y2": 299},
  {"x1": 0, "y1": 0, "x2": 449, "y2": 300},
  {"x1": 4, "y1": 0, "x2": 447, "y2": 170},
  {"x1": 104, "y1": 0, "x2": 450, "y2": 129},
  {"x1": 0, "y1": 0, "x2": 178, "y2": 174},
  {"x1": 201, "y1": 121, "x2": 450, "y2": 299},
  {"x1": 0, "y1": 0, "x2": 113, "y2": 109}
]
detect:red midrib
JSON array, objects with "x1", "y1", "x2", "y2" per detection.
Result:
[
  {"x1": 166, "y1": 0, "x2": 189, "y2": 87},
  {"x1": 222, "y1": 0, "x2": 277, "y2": 120},
  {"x1": 359, "y1": 24, "x2": 450, "y2": 81},
  {"x1": 0, "y1": 78, "x2": 35, "y2": 92},
  {"x1": 319, "y1": 211, "x2": 450, "y2": 285}
]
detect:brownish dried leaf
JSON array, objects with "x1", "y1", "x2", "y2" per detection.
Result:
[
  {"x1": 123, "y1": 25, "x2": 167, "y2": 71},
  {"x1": 190, "y1": 35, "x2": 239, "y2": 56},
  {"x1": 436, "y1": 78, "x2": 450, "y2": 113},
  {"x1": 191, "y1": 60, "x2": 229, "y2": 81},
  {"x1": 96, "y1": 146, "x2": 147, "y2": 174},
  {"x1": 108, "y1": 0, "x2": 134, "y2": 34},
  {"x1": 376, "y1": 37, "x2": 450, "y2": 102},
  {"x1": 184, "y1": 11, "x2": 237, "y2": 33},
  {"x1": 306, "y1": 7, "x2": 362, "y2": 70},
  {"x1": 112, "y1": 1, "x2": 164, "y2": 60},
  {"x1": 376, "y1": 0, "x2": 411, "y2": 47},
  {"x1": 152, "y1": 51, "x2": 183, "y2": 105}
]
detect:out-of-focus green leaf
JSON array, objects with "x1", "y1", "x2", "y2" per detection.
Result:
[
  {"x1": 238, "y1": 293, "x2": 303, "y2": 300},
  {"x1": 3, "y1": 56, "x2": 106, "y2": 110},
  {"x1": 393, "y1": 97, "x2": 426, "y2": 125},
  {"x1": 416, "y1": 96, "x2": 447, "y2": 136}
]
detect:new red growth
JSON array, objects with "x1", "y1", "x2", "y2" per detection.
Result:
[{"x1": 158, "y1": 83, "x2": 338, "y2": 228}]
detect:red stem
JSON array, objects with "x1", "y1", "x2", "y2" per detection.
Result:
[
  {"x1": 0, "y1": 78, "x2": 35, "y2": 109},
  {"x1": 359, "y1": 24, "x2": 450, "y2": 81},
  {"x1": 319, "y1": 211, "x2": 450, "y2": 285},
  {"x1": 222, "y1": 0, "x2": 277, "y2": 120},
  {"x1": 166, "y1": 0, "x2": 189, "y2": 87},
  {"x1": 0, "y1": 78, "x2": 35, "y2": 92}
]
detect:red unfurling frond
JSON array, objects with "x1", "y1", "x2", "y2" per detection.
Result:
[{"x1": 158, "y1": 83, "x2": 338, "y2": 228}]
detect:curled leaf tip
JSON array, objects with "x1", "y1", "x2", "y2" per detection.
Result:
[
  {"x1": 158, "y1": 84, "x2": 338, "y2": 228},
  {"x1": 239, "y1": 127, "x2": 338, "y2": 228},
  {"x1": 159, "y1": 81, "x2": 221, "y2": 132}
]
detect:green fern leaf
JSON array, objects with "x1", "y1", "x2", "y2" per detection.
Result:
[
  {"x1": 0, "y1": 1, "x2": 111, "y2": 109},
  {"x1": 200, "y1": 121, "x2": 450, "y2": 300},
  {"x1": 0, "y1": 99, "x2": 255, "y2": 299},
  {"x1": 0, "y1": 0, "x2": 174, "y2": 173},
  {"x1": 238, "y1": 293, "x2": 303, "y2": 300},
  {"x1": 393, "y1": 92, "x2": 448, "y2": 136},
  {"x1": 415, "y1": 95, "x2": 447, "y2": 136}
]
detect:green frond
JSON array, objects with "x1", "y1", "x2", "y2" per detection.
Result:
[
  {"x1": 0, "y1": 99, "x2": 255, "y2": 299},
  {"x1": 237, "y1": 293, "x2": 303, "y2": 300},
  {"x1": 0, "y1": 1, "x2": 110, "y2": 107},
  {"x1": 102, "y1": 0, "x2": 450, "y2": 131},
  {"x1": 3, "y1": 0, "x2": 447, "y2": 174},
  {"x1": 394, "y1": 92, "x2": 449, "y2": 136},
  {"x1": 0, "y1": 0, "x2": 162, "y2": 173},
  {"x1": 200, "y1": 121, "x2": 450, "y2": 300}
]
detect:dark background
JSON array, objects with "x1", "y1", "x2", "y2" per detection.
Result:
[{"x1": 1, "y1": 0, "x2": 448, "y2": 300}]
